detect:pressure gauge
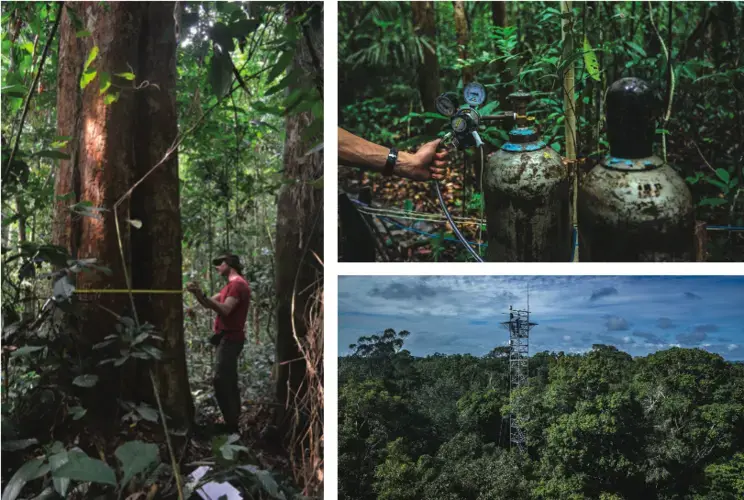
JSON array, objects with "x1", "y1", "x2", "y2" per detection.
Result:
[
  {"x1": 463, "y1": 82, "x2": 486, "y2": 106},
  {"x1": 435, "y1": 93, "x2": 459, "y2": 117},
  {"x1": 451, "y1": 115, "x2": 468, "y2": 133}
]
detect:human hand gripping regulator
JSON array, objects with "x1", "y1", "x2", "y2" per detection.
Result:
[{"x1": 433, "y1": 82, "x2": 515, "y2": 262}]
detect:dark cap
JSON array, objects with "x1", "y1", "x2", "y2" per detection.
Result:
[
  {"x1": 606, "y1": 77, "x2": 658, "y2": 159},
  {"x1": 212, "y1": 253, "x2": 243, "y2": 273}
]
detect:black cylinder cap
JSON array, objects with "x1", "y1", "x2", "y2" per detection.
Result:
[{"x1": 606, "y1": 77, "x2": 657, "y2": 158}]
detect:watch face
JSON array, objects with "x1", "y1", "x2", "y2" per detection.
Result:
[
  {"x1": 451, "y1": 116, "x2": 468, "y2": 133},
  {"x1": 464, "y1": 82, "x2": 486, "y2": 106},
  {"x1": 435, "y1": 94, "x2": 457, "y2": 117}
]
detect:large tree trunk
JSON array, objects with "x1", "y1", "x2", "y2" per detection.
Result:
[
  {"x1": 275, "y1": 2, "x2": 323, "y2": 421},
  {"x1": 453, "y1": 1, "x2": 473, "y2": 85},
  {"x1": 53, "y1": 1, "x2": 192, "y2": 426},
  {"x1": 491, "y1": 1, "x2": 507, "y2": 27},
  {"x1": 411, "y1": 1, "x2": 440, "y2": 135}
]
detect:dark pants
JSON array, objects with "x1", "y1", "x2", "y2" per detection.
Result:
[{"x1": 214, "y1": 337, "x2": 244, "y2": 430}]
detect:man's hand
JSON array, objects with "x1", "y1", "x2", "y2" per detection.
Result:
[
  {"x1": 185, "y1": 281, "x2": 203, "y2": 298},
  {"x1": 397, "y1": 139, "x2": 449, "y2": 181}
]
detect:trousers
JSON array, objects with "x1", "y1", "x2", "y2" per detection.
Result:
[{"x1": 214, "y1": 337, "x2": 244, "y2": 430}]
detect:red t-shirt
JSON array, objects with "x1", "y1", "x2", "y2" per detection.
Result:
[{"x1": 213, "y1": 276, "x2": 251, "y2": 341}]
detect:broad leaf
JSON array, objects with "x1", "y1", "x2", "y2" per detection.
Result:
[
  {"x1": 1, "y1": 458, "x2": 46, "y2": 500},
  {"x1": 209, "y1": 49, "x2": 233, "y2": 98},
  {"x1": 135, "y1": 405, "x2": 159, "y2": 423},
  {"x1": 115, "y1": 440, "x2": 159, "y2": 488},
  {"x1": 80, "y1": 69, "x2": 97, "y2": 89},
  {"x1": 267, "y1": 50, "x2": 294, "y2": 83},
  {"x1": 72, "y1": 374, "x2": 99, "y2": 388},
  {"x1": 84, "y1": 46, "x2": 98, "y2": 71},
  {"x1": 1, "y1": 438, "x2": 38, "y2": 452},
  {"x1": 34, "y1": 150, "x2": 70, "y2": 160},
  {"x1": 48, "y1": 450, "x2": 71, "y2": 497},
  {"x1": 583, "y1": 36, "x2": 600, "y2": 82},
  {"x1": 52, "y1": 451, "x2": 117, "y2": 486},
  {"x1": 715, "y1": 168, "x2": 730, "y2": 184},
  {"x1": 99, "y1": 71, "x2": 111, "y2": 94},
  {"x1": 10, "y1": 345, "x2": 44, "y2": 358}
]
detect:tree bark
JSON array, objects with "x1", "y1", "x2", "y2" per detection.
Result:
[
  {"x1": 491, "y1": 1, "x2": 507, "y2": 28},
  {"x1": 411, "y1": 1, "x2": 440, "y2": 135},
  {"x1": 275, "y1": 2, "x2": 324, "y2": 422},
  {"x1": 53, "y1": 1, "x2": 192, "y2": 426},
  {"x1": 453, "y1": 1, "x2": 473, "y2": 85}
]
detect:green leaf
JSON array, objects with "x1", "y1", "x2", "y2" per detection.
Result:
[
  {"x1": 583, "y1": 36, "x2": 600, "y2": 82},
  {"x1": 115, "y1": 72, "x2": 135, "y2": 81},
  {"x1": 76, "y1": 30, "x2": 91, "y2": 38},
  {"x1": 135, "y1": 405, "x2": 159, "y2": 423},
  {"x1": 99, "y1": 71, "x2": 111, "y2": 94},
  {"x1": 103, "y1": 92, "x2": 120, "y2": 105},
  {"x1": 698, "y1": 197, "x2": 728, "y2": 207},
  {"x1": 21, "y1": 42, "x2": 34, "y2": 54},
  {"x1": 2, "y1": 84, "x2": 27, "y2": 98},
  {"x1": 84, "y1": 46, "x2": 98, "y2": 71},
  {"x1": 52, "y1": 451, "x2": 117, "y2": 486},
  {"x1": 72, "y1": 374, "x2": 99, "y2": 388},
  {"x1": 715, "y1": 168, "x2": 730, "y2": 184},
  {"x1": 80, "y1": 69, "x2": 97, "y2": 89},
  {"x1": 10, "y1": 345, "x2": 44, "y2": 358},
  {"x1": 115, "y1": 441, "x2": 159, "y2": 488},
  {"x1": 1, "y1": 458, "x2": 45, "y2": 500},
  {"x1": 34, "y1": 150, "x2": 70, "y2": 160},
  {"x1": 48, "y1": 451, "x2": 71, "y2": 497},
  {"x1": 1, "y1": 438, "x2": 38, "y2": 452},
  {"x1": 267, "y1": 50, "x2": 294, "y2": 83},
  {"x1": 211, "y1": 22, "x2": 235, "y2": 53},
  {"x1": 69, "y1": 406, "x2": 87, "y2": 420}
]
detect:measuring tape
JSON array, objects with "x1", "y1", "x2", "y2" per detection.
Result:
[{"x1": 74, "y1": 289, "x2": 185, "y2": 294}]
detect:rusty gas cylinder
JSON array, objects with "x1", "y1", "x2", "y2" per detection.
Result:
[
  {"x1": 484, "y1": 91, "x2": 570, "y2": 261},
  {"x1": 579, "y1": 77, "x2": 694, "y2": 261}
]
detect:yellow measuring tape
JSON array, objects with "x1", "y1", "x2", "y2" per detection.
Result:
[{"x1": 74, "y1": 289, "x2": 185, "y2": 294}]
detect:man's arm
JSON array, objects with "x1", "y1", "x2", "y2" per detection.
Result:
[
  {"x1": 338, "y1": 128, "x2": 448, "y2": 181},
  {"x1": 186, "y1": 283, "x2": 238, "y2": 318}
]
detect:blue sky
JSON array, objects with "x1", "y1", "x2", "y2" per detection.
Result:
[{"x1": 338, "y1": 276, "x2": 744, "y2": 360}]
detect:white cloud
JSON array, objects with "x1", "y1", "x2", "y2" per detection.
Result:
[{"x1": 563, "y1": 335, "x2": 572, "y2": 341}]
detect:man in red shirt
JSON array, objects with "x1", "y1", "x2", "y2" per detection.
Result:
[{"x1": 186, "y1": 253, "x2": 251, "y2": 434}]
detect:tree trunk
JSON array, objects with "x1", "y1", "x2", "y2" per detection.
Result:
[
  {"x1": 53, "y1": 1, "x2": 192, "y2": 426},
  {"x1": 453, "y1": 1, "x2": 473, "y2": 85},
  {"x1": 411, "y1": 1, "x2": 440, "y2": 135},
  {"x1": 275, "y1": 2, "x2": 323, "y2": 421},
  {"x1": 491, "y1": 1, "x2": 507, "y2": 27}
]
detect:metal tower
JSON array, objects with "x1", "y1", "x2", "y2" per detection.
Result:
[{"x1": 501, "y1": 302, "x2": 536, "y2": 453}]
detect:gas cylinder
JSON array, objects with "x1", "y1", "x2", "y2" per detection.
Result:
[
  {"x1": 484, "y1": 91, "x2": 570, "y2": 261},
  {"x1": 579, "y1": 77, "x2": 694, "y2": 261}
]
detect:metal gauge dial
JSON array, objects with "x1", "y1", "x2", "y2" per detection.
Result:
[
  {"x1": 451, "y1": 115, "x2": 468, "y2": 133},
  {"x1": 435, "y1": 93, "x2": 458, "y2": 117},
  {"x1": 463, "y1": 82, "x2": 486, "y2": 106}
]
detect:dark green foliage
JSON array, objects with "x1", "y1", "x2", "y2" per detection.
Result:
[{"x1": 339, "y1": 332, "x2": 744, "y2": 499}]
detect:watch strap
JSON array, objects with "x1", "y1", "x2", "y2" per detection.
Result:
[{"x1": 382, "y1": 147, "x2": 398, "y2": 177}]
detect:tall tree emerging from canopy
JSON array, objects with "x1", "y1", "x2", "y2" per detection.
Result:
[
  {"x1": 454, "y1": 1, "x2": 473, "y2": 85},
  {"x1": 411, "y1": 1, "x2": 440, "y2": 135},
  {"x1": 52, "y1": 2, "x2": 192, "y2": 425},
  {"x1": 275, "y1": 2, "x2": 324, "y2": 422}
]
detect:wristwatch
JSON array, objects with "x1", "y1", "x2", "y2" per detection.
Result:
[{"x1": 382, "y1": 147, "x2": 398, "y2": 177}]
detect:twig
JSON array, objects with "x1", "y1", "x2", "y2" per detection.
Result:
[
  {"x1": 648, "y1": 1, "x2": 675, "y2": 164},
  {"x1": 2, "y1": 2, "x2": 63, "y2": 184}
]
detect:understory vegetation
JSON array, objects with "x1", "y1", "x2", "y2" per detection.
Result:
[{"x1": 2, "y1": 2, "x2": 323, "y2": 499}]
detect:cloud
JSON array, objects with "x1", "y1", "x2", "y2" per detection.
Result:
[
  {"x1": 563, "y1": 335, "x2": 572, "y2": 341},
  {"x1": 684, "y1": 292, "x2": 702, "y2": 300},
  {"x1": 656, "y1": 317, "x2": 676, "y2": 329},
  {"x1": 590, "y1": 286, "x2": 619, "y2": 302},
  {"x1": 633, "y1": 331, "x2": 666, "y2": 344},
  {"x1": 604, "y1": 315, "x2": 630, "y2": 331},
  {"x1": 677, "y1": 331, "x2": 707, "y2": 345},
  {"x1": 693, "y1": 324, "x2": 719, "y2": 333},
  {"x1": 368, "y1": 281, "x2": 439, "y2": 301}
]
